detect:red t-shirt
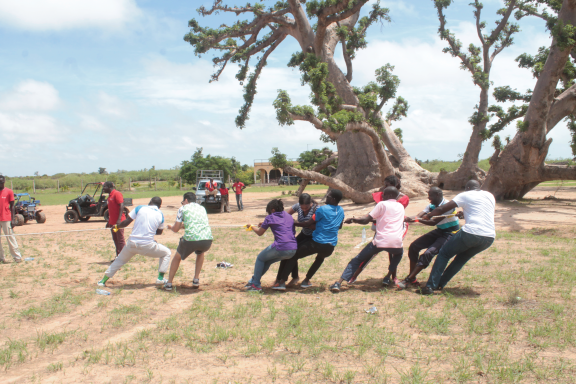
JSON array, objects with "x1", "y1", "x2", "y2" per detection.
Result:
[
  {"x1": 107, "y1": 189, "x2": 126, "y2": 226},
  {"x1": 205, "y1": 182, "x2": 217, "y2": 192},
  {"x1": 219, "y1": 188, "x2": 229, "y2": 196},
  {"x1": 0, "y1": 188, "x2": 15, "y2": 222},
  {"x1": 232, "y1": 182, "x2": 245, "y2": 194},
  {"x1": 372, "y1": 192, "x2": 410, "y2": 208}
]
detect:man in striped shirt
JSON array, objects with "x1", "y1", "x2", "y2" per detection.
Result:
[{"x1": 397, "y1": 187, "x2": 461, "y2": 289}]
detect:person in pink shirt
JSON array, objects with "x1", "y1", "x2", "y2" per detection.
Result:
[{"x1": 330, "y1": 187, "x2": 405, "y2": 292}]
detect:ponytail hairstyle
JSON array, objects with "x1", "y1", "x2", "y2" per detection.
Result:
[{"x1": 266, "y1": 199, "x2": 284, "y2": 214}]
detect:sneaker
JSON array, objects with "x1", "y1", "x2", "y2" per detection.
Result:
[
  {"x1": 419, "y1": 286, "x2": 434, "y2": 295},
  {"x1": 164, "y1": 282, "x2": 173, "y2": 291},
  {"x1": 272, "y1": 282, "x2": 286, "y2": 291},
  {"x1": 329, "y1": 282, "x2": 341, "y2": 292},
  {"x1": 397, "y1": 278, "x2": 410, "y2": 290},
  {"x1": 246, "y1": 284, "x2": 262, "y2": 292},
  {"x1": 97, "y1": 280, "x2": 106, "y2": 287},
  {"x1": 156, "y1": 278, "x2": 168, "y2": 285},
  {"x1": 382, "y1": 276, "x2": 391, "y2": 286},
  {"x1": 192, "y1": 278, "x2": 200, "y2": 288},
  {"x1": 244, "y1": 282, "x2": 252, "y2": 288},
  {"x1": 300, "y1": 280, "x2": 312, "y2": 288},
  {"x1": 393, "y1": 277, "x2": 400, "y2": 286}
]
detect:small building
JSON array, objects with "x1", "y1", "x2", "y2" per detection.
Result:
[{"x1": 253, "y1": 159, "x2": 299, "y2": 185}]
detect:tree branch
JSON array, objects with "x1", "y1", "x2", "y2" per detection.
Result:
[
  {"x1": 338, "y1": 22, "x2": 353, "y2": 82},
  {"x1": 289, "y1": 112, "x2": 340, "y2": 141},
  {"x1": 435, "y1": 2, "x2": 477, "y2": 74},
  {"x1": 542, "y1": 164, "x2": 576, "y2": 181},
  {"x1": 284, "y1": 166, "x2": 377, "y2": 203},
  {"x1": 547, "y1": 83, "x2": 576, "y2": 132},
  {"x1": 486, "y1": 0, "x2": 517, "y2": 45}
]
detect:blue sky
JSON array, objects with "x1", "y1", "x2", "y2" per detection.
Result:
[{"x1": 0, "y1": 0, "x2": 566, "y2": 177}]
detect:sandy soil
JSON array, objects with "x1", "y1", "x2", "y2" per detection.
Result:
[{"x1": 13, "y1": 186, "x2": 575, "y2": 237}]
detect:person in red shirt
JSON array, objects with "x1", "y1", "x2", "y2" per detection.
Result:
[
  {"x1": 0, "y1": 175, "x2": 22, "y2": 263},
  {"x1": 219, "y1": 183, "x2": 230, "y2": 213},
  {"x1": 103, "y1": 182, "x2": 126, "y2": 260},
  {"x1": 232, "y1": 178, "x2": 246, "y2": 211},
  {"x1": 205, "y1": 179, "x2": 218, "y2": 197}
]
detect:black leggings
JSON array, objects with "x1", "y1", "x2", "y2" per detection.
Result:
[
  {"x1": 276, "y1": 232, "x2": 311, "y2": 280},
  {"x1": 278, "y1": 238, "x2": 335, "y2": 281}
]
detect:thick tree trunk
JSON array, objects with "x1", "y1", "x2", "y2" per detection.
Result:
[
  {"x1": 437, "y1": 88, "x2": 489, "y2": 190},
  {"x1": 483, "y1": 0, "x2": 576, "y2": 199},
  {"x1": 333, "y1": 132, "x2": 385, "y2": 191},
  {"x1": 295, "y1": 154, "x2": 338, "y2": 196}
]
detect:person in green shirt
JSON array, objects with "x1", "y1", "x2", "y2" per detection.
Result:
[{"x1": 164, "y1": 192, "x2": 213, "y2": 291}]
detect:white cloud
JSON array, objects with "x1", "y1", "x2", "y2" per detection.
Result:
[
  {"x1": 97, "y1": 92, "x2": 133, "y2": 118},
  {"x1": 0, "y1": 0, "x2": 142, "y2": 31},
  {"x1": 0, "y1": 80, "x2": 61, "y2": 111}
]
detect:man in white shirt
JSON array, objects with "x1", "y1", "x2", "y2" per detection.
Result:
[
  {"x1": 419, "y1": 180, "x2": 495, "y2": 295},
  {"x1": 97, "y1": 197, "x2": 171, "y2": 287}
]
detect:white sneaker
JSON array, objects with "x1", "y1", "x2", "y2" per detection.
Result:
[
  {"x1": 156, "y1": 278, "x2": 168, "y2": 285},
  {"x1": 97, "y1": 280, "x2": 106, "y2": 287},
  {"x1": 192, "y1": 278, "x2": 200, "y2": 287}
]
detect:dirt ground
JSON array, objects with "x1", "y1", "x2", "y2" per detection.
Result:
[{"x1": 1, "y1": 186, "x2": 575, "y2": 383}]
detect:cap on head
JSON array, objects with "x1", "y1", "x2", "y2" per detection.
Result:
[
  {"x1": 0, "y1": 175, "x2": 5, "y2": 182},
  {"x1": 465, "y1": 180, "x2": 481, "y2": 191},
  {"x1": 383, "y1": 186, "x2": 399, "y2": 200},
  {"x1": 150, "y1": 196, "x2": 162, "y2": 207}
]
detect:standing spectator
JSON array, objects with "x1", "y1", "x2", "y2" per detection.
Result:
[
  {"x1": 219, "y1": 183, "x2": 230, "y2": 213},
  {"x1": 205, "y1": 179, "x2": 218, "y2": 197},
  {"x1": 103, "y1": 182, "x2": 126, "y2": 260},
  {"x1": 232, "y1": 178, "x2": 246, "y2": 211},
  {"x1": 0, "y1": 175, "x2": 22, "y2": 263}
]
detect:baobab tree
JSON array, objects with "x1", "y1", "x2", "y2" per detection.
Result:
[
  {"x1": 483, "y1": 0, "x2": 576, "y2": 199},
  {"x1": 433, "y1": 0, "x2": 520, "y2": 189},
  {"x1": 184, "y1": 0, "x2": 434, "y2": 203}
]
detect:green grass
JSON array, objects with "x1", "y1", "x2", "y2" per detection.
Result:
[{"x1": 419, "y1": 158, "x2": 491, "y2": 173}]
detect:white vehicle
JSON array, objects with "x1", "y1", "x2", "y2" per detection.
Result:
[{"x1": 193, "y1": 170, "x2": 225, "y2": 210}]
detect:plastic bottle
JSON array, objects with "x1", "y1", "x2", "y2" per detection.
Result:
[
  {"x1": 96, "y1": 289, "x2": 111, "y2": 295},
  {"x1": 24, "y1": 257, "x2": 34, "y2": 261},
  {"x1": 362, "y1": 228, "x2": 366, "y2": 244}
]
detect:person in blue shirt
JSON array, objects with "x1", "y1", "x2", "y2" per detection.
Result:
[{"x1": 275, "y1": 189, "x2": 345, "y2": 290}]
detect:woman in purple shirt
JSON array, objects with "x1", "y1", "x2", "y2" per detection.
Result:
[{"x1": 245, "y1": 199, "x2": 297, "y2": 291}]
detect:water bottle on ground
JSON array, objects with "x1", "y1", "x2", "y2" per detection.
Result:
[
  {"x1": 24, "y1": 258, "x2": 34, "y2": 261},
  {"x1": 362, "y1": 228, "x2": 366, "y2": 244},
  {"x1": 96, "y1": 289, "x2": 111, "y2": 295}
]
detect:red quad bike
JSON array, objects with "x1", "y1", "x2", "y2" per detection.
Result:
[{"x1": 63, "y1": 182, "x2": 132, "y2": 223}]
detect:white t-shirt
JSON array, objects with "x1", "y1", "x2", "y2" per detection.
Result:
[
  {"x1": 369, "y1": 199, "x2": 405, "y2": 248},
  {"x1": 452, "y1": 190, "x2": 496, "y2": 238},
  {"x1": 128, "y1": 205, "x2": 165, "y2": 244}
]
